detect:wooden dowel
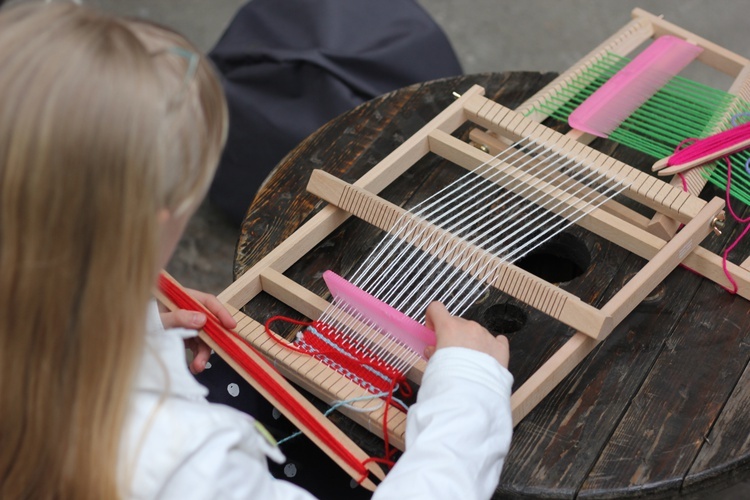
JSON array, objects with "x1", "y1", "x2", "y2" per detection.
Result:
[{"x1": 654, "y1": 137, "x2": 750, "y2": 175}]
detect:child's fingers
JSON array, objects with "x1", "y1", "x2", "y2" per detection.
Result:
[
  {"x1": 187, "y1": 337, "x2": 212, "y2": 374},
  {"x1": 159, "y1": 289, "x2": 236, "y2": 336},
  {"x1": 424, "y1": 301, "x2": 449, "y2": 333},
  {"x1": 423, "y1": 301, "x2": 511, "y2": 368},
  {"x1": 185, "y1": 288, "x2": 238, "y2": 329},
  {"x1": 160, "y1": 309, "x2": 207, "y2": 330},
  {"x1": 494, "y1": 335, "x2": 510, "y2": 368},
  {"x1": 424, "y1": 345, "x2": 436, "y2": 359}
]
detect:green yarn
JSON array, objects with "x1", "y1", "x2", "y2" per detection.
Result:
[{"x1": 525, "y1": 51, "x2": 750, "y2": 205}]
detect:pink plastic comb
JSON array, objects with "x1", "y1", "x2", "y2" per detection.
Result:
[
  {"x1": 568, "y1": 35, "x2": 703, "y2": 138},
  {"x1": 323, "y1": 270, "x2": 436, "y2": 360}
]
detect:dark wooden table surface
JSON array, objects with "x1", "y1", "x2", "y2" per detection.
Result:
[{"x1": 234, "y1": 73, "x2": 750, "y2": 498}]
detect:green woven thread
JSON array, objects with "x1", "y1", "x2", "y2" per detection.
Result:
[{"x1": 525, "y1": 51, "x2": 750, "y2": 205}]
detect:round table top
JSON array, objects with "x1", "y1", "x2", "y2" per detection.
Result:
[{"x1": 234, "y1": 72, "x2": 750, "y2": 498}]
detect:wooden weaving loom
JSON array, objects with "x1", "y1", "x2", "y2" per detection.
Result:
[
  {"x1": 158, "y1": 8, "x2": 750, "y2": 490},
  {"x1": 478, "y1": 8, "x2": 750, "y2": 241}
]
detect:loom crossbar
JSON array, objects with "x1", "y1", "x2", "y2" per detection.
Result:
[{"x1": 308, "y1": 169, "x2": 612, "y2": 340}]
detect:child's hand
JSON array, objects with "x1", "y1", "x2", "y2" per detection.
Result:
[
  {"x1": 159, "y1": 289, "x2": 237, "y2": 374},
  {"x1": 423, "y1": 301, "x2": 509, "y2": 369}
]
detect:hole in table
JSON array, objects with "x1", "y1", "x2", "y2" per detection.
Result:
[
  {"x1": 483, "y1": 302, "x2": 527, "y2": 334},
  {"x1": 515, "y1": 232, "x2": 590, "y2": 284}
]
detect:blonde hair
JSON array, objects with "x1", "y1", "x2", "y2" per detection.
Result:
[{"x1": 0, "y1": 3, "x2": 227, "y2": 498}]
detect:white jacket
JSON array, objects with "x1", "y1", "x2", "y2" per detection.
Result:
[{"x1": 120, "y1": 302, "x2": 513, "y2": 499}]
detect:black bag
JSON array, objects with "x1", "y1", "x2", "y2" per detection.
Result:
[{"x1": 208, "y1": 0, "x2": 462, "y2": 224}]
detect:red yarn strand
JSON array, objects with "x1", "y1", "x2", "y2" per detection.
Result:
[
  {"x1": 666, "y1": 122, "x2": 750, "y2": 168},
  {"x1": 670, "y1": 136, "x2": 750, "y2": 294},
  {"x1": 265, "y1": 315, "x2": 408, "y2": 465}
]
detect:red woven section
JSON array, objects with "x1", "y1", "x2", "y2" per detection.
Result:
[
  {"x1": 302, "y1": 321, "x2": 403, "y2": 395},
  {"x1": 264, "y1": 315, "x2": 408, "y2": 467}
]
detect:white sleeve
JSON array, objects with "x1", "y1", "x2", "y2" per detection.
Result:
[
  {"x1": 210, "y1": 447, "x2": 319, "y2": 500},
  {"x1": 372, "y1": 347, "x2": 514, "y2": 500},
  {"x1": 123, "y1": 393, "x2": 320, "y2": 499},
  {"x1": 134, "y1": 415, "x2": 320, "y2": 500}
]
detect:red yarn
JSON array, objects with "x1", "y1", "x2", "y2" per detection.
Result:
[
  {"x1": 265, "y1": 314, "x2": 409, "y2": 464},
  {"x1": 380, "y1": 374, "x2": 402, "y2": 463},
  {"x1": 398, "y1": 379, "x2": 414, "y2": 399},
  {"x1": 665, "y1": 122, "x2": 750, "y2": 168},
  {"x1": 670, "y1": 136, "x2": 750, "y2": 294},
  {"x1": 306, "y1": 321, "x2": 403, "y2": 394},
  {"x1": 157, "y1": 275, "x2": 371, "y2": 481},
  {"x1": 718, "y1": 155, "x2": 750, "y2": 294},
  {"x1": 677, "y1": 173, "x2": 688, "y2": 192},
  {"x1": 263, "y1": 316, "x2": 314, "y2": 355},
  {"x1": 264, "y1": 317, "x2": 407, "y2": 397}
]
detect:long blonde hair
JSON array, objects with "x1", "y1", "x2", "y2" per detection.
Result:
[{"x1": 0, "y1": 3, "x2": 227, "y2": 498}]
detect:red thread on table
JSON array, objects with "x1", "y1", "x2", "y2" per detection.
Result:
[
  {"x1": 718, "y1": 155, "x2": 750, "y2": 294},
  {"x1": 157, "y1": 275, "x2": 371, "y2": 481}
]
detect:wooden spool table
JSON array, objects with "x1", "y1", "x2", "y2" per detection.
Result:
[{"x1": 233, "y1": 73, "x2": 750, "y2": 498}]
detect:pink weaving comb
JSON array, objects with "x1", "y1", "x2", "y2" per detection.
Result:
[
  {"x1": 323, "y1": 270, "x2": 436, "y2": 360},
  {"x1": 568, "y1": 35, "x2": 703, "y2": 138}
]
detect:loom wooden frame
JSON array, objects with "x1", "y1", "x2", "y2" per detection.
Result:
[
  {"x1": 216, "y1": 85, "x2": 734, "y2": 451},
  {"x1": 200, "y1": 9, "x2": 750, "y2": 486},
  {"x1": 470, "y1": 8, "x2": 750, "y2": 241}
]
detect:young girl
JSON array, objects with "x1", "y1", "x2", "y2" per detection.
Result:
[{"x1": 0, "y1": 3, "x2": 513, "y2": 499}]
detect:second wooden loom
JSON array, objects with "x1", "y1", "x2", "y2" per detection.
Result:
[{"x1": 162, "y1": 8, "x2": 750, "y2": 489}]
